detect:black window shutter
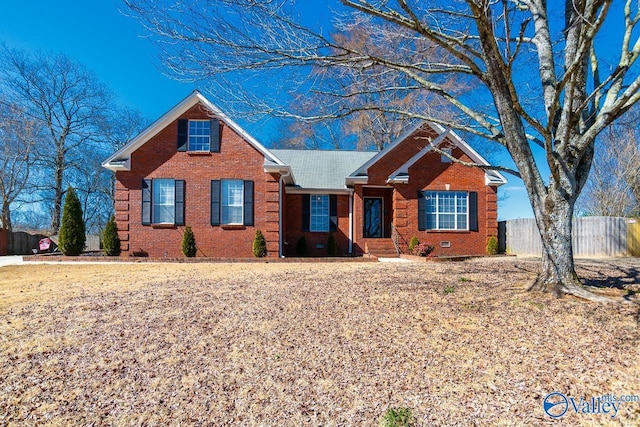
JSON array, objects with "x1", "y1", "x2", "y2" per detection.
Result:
[
  {"x1": 175, "y1": 180, "x2": 185, "y2": 226},
  {"x1": 211, "y1": 180, "x2": 221, "y2": 226},
  {"x1": 243, "y1": 180, "x2": 254, "y2": 226},
  {"x1": 177, "y1": 119, "x2": 188, "y2": 152},
  {"x1": 302, "y1": 194, "x2": 310, "y2": 232},
  {"x1": 210, "y1": 119, "x2": 220, "y2": 153},
  {"x1": 329, "y1": 194, "x2": 338, "y2": 232},
  {"x1": 142, "y1": 179, "x2": 152, "y2": 225},
  {"x1": 469, "y1": 191, "x2": 478, "y2": 231},
  {"x1": 417, "y1": 191, "x2": 426, "y2": 231}
]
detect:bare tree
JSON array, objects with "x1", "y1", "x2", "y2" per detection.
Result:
[
  {"x1": 126, "y1": 1, "x2": 640, "y2": 300},
  {"x1": 578, "y1": 110, "x2": 640, "y2": 216},
  {"x1": 0, "y1": 103, "x2": 38, "y2": 230},
  {"x1": 0, "y1": 46, "x2": 113, "y2": 234}
]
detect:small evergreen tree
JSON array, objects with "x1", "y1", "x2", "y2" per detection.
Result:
[
  {"x1": 408, "y1": 236, "x2": 420, "y2": 255},
  {"x1": 253, "y1": 229, "x2": 267, "y2": 257},
  {"x1": 486, "y1": 236, "x2": 499, "y2": 255},
  {"x1": 327, "y1": 232, "x2": 338, "y2": 256},
  {"x1": 182, "y1": 226, "x2": 197, "y2": 257},
  {"x1": 58, "y1": 187, "x2": 86, "y2": 256},
  {"x1": 102, "y1": 215, "x2": 121, "y2": 256},
  {"x1": 296, "y1": 236, "x2": 307, "y2": 256}
]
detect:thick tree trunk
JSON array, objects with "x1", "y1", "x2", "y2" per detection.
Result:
[
  {"x1": 50, "y1": 152, "x2": 65, "y2": 234},
  {"x1": 1, "y1": 199, "x2": 11, "y2": 231},
  {"x1": 528, "y1": 193, "x2": 612, "y2": 302}
]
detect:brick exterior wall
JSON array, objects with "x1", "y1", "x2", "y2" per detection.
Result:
[
  {"x1": 355, "y1": 126, "x2": 499, "y2": 257},
  {"x1": 114, "y1": 104, "x2": 280, "y2": 258},
  {"x1": 112, "y1": 104, "x2": 498, "y2": 259},
  {"x1": 282, "y1": 193, "x2": 351, "y2": 257}
]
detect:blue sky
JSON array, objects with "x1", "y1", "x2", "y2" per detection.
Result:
[{"x1": 0, "y1": 0, "x2": 535, "y2": 220}]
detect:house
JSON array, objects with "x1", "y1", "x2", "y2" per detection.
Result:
[{"x1": 102, "y1": 91, "x2": 506, "y2": 258}]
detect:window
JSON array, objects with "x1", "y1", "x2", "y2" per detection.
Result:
[
  {"x1": 153, "y1": 179, "x2": 175, "y2": 224},
  {"x1": 222, "y1": 180, "x2": 244, "y2": 224},
  {"x1": 310, "y1": 195, "x2": 330, "y2": 232},
  {"x1": 210, "y1": 180, "x2": 254, "y2": 226},
  {"x1": 177, "y1": 118, "x2": 220, "y2": 152},
  {"x1": 425, "y1": 191, "x2": 468, "y2": 230},
  {"x1": 302, "y1": 194, "x2": 337, "y2": 232},
  {"x1": 188, "y1": 120, "x2": 211, "y2": 151},
  {"x1": 441, "y1": 147, "x2": 452, "y2": 163},
  {"x1": 142, "y1": 179, "x2": 185, "y2": 226}
]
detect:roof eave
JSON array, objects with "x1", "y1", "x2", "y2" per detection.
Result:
[
  {"x1": 102, "y1": 158, "x2": 131, "y2": 172},
  {"x1": 345, "y1": 176, "x2": 368, "y2": 186},
  {"x1": 285, "y1": 187, "x2": 353, "y2": 195},
  {"x1": 102, "y1": 90, "x2": 286, "y2": 171},
  {"x1": 263, "y1": 164, "x2": 295, "y2": 185}
]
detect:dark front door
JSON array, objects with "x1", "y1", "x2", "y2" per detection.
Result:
[{"x1": 364, "y1": 197, "x2": 383, "y2": 238}]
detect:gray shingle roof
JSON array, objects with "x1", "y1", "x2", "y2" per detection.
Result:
[{"x1": 270, "y1": 149, "x2": 377, "y2": 190}]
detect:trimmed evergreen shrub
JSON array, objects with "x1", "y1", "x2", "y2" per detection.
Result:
[
  {"x1": 102, "y1": 215, "x2": 121, "y2": 256},
  {"x1": 327, "y1": 231, "x2": 338, "y2": 256},
  {"x1": 253, "y1": 229, "x2": 267, "y2": 257},
  {"x1": 182, "y1": 226, "x2": 197, "y2": 257},
  {"x1": 58, "y1": 187, "x2": 86, "y2": 256},
  {"x1": 408, "y1": 236, "x2": 419, "y2": 254},
  {"x1": 486, "y1": 235, "x2": 499, "y2": 255},
  {"x1": 296, "y1": 236, "x2": 307, "y2": 256}
]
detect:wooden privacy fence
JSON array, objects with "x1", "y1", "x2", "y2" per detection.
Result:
[
  {"x1": 501, "y1": 217, "x2": 638, "y2": 257},
  {"x1": 4, "y1": 231, "x2": 101, "y2": 255},
  {"x1": 629, "y1": 218, "x2": 640, "y2": 257}
]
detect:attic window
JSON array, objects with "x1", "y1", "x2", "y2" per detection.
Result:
[
  {"x1": 441, "y1": 148, "x2": 452, "y2": 163},
  {"x1": 188, "y1": 120, "x2": 211, "y2": 151}
]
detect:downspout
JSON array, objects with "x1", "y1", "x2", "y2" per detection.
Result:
[
  {"x1": 278, "y1": 170, "x2": 290, "y2": 258},
  {"x1": 349, "y1": 190, "x2": 353, "y2": 255}
]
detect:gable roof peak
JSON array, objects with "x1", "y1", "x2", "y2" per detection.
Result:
[{"x1": 102, "y1": 91, "x2": 285, "y2": 171}]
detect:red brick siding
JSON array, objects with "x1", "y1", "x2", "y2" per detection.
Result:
[
  {"x1": 395, "y1": 148, "x2": 496, "y2": 256},
  {"x1": 283, "y1": 193, "x2": 351, "y2": 257},
  {"x1": 114, "y1": 103, "x2": 280, "y2": 258},
  {"x1": 367, "y1": 125, "x2": 440, "y2": 185},
  {"x1": 355, "y1": 132, "x2": 499, "y2": 256}
]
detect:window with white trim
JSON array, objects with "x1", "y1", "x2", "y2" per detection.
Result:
[
  {"x1": 221, "y1": 179, "x2": 244, "y2": 224},
  {"x1": 188, "y1": 120, "x2": 211, "y2": 151},
  {"x1": 425, "y1": 191, "x2": 468, "y2": 230},
  {"x1": 310, "y1": 194, "x2": 330, "y2": 232},
  {"x1": 441, "y1": 147, "x2": 452, "y2": 163},
  {"x1": 152, "y1": 179, "x2": 176, "y2": 224}
]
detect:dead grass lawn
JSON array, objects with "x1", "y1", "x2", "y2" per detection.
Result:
[{"x1": 1, "y1": 258, "x2": 639, "y2": 426}]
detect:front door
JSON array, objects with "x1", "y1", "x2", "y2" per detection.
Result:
[{"x1": 364, "y1": 197, "x2": 383, "y2": 238}]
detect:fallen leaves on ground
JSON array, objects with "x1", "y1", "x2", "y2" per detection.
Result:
[{"x1": 0, "y1": 258, "x2": 639, "y2": 425}]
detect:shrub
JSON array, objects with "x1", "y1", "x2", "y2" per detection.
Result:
[
  {"x1": 327, "y1": 231, "x2": 338, "y2": 256},
  {"x1": 253, "y1": 229, "x2": 267, "y2": 257},
  {"x1": 379, "y1": 407, "x2": 416, "y2": 427},
  {"x1": 486, "y1": 236, "x2": 499, "y2": 255},
  {"x1": 58, "y1": 187, "x2": 85, "y2": 256},
  {"x1": 102, "y1": 216, "x2": 121, "y2": 256},
  {"x1": 408, "y1": 236, "x2": 419, "y2": 254},
  {"x1": 296, "y1": 236, "x2": 307, "y2": 256},
  {"x1": 182, "y1": 226, "x2": 197, "y2": 257},
  {"x1": 413, "y1": 242, "x2": 434, "y2": 257}
]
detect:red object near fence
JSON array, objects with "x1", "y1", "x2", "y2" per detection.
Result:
[{"x1": 39, "y1": 237, "x2": 52, "y2": 252}]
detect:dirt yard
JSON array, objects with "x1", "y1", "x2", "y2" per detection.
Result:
[{"x1": 1, "y1": 257, "x2": 639, "y2": 426}]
